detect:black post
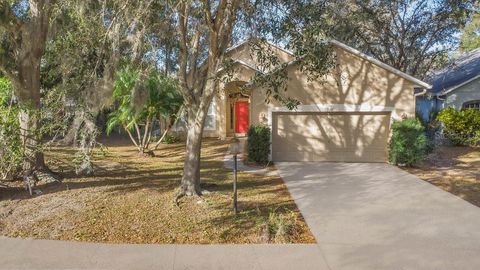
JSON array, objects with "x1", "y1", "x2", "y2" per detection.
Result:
[{"x1": 233, "y1": 154, "x2": 238, "y2": 215}]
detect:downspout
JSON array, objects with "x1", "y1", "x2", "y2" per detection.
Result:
[
  {"x1": 413, "y1": 88, "x2": 428, "y2": 121},
  {"x1": 414, "y1": 88, "x2": 428, "y2": 97},
  {"x1": 435, "y1": 93, "x2": 446, "y2": 111}
]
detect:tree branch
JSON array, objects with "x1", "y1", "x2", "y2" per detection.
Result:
[{"x1": 176, "y1": 2, "x2": 196, "y2": 104}]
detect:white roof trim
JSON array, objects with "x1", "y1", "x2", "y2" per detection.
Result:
[
  {"x1": 216, "y1": 59, "x2": 263, "y2": 74},
  {"x1": 226, "y1": 39, "x2": 294, "y2": 56},
  {"x1": 233, "y1": 59, "x2": 263, "y2": 73},
  {"x1": 329, "y1": 40, "x2": 432, "y2": 89},
  {"x1": 226, "y1": 40, "x2": 247, "y2": 54},
  {"x1": 270, "y1": 103, "x2": 395, "y2": 113},
  {"x1": 437, "y1": 74, "x2": 480, "y2": 96},
  {"x1": 264, "y1": 40, "x2": 295, "y2": 56}
]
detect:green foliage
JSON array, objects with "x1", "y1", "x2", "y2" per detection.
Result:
[
  {"x1": 437, "y1": 107, "x2": 480, "y2": 146},
  {"x1": 106, "y1": 66, "x2": 140, "y2": 134},
  {"x1": 460, "y1": 12, "x2": 480, "y2": 52},
  {"x1": 389, "y1": 117, "x2": 428, "y2": 166},
  {"x1": 415, "y1": 110, "x2": 440, "y2": 153},
  {"x1": 0, "y1": 77, "x2": 22, "y2": 180},
  {"x1": 107, "y1": 67, "x2": 182, "y2": 134},
  {"x1": 144, "y1": 71, "x2": 183, "y2": 121},
  {"x1": 247, "y1": 125, "x2": 271, "y2": 165},
  {"x1": 162, "y1": 134, "x2": 179, "y2": 144},
  {"x1": 264, "y1": 0, "x2": 476, "y2": 77},
  {"x1": 0, "y1": 77, "x2": 12, "y2": 104},
  {"x1": 107, "y1": 66, "x2": 182, "y2": 152}
]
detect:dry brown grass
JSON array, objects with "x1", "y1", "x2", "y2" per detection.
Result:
[
  {"x1": 404, "y1": 146, "x2": 480, "y2": 207},
  {"x1": 0, "y1": 138, "x2": 315, "y2": 244}
]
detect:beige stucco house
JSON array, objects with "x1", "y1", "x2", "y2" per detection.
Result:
[{"x1": 176, "y1": 39, "x2": 431, "y2": 163}]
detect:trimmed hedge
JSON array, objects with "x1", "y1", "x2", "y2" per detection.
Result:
[
  {"x1": 437, "y1": 107, "x2": 480, "y2": 146},
  {"x1": 247, "y1": 125, "x2": 271, "y2": 165},
  {"x1": 388, "y1": 117, "x2": 428, "y2": 166}
]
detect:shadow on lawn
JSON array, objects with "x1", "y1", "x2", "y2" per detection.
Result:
[{"x1": 0, "y1": 139, "x2": 233, "y2": 201}]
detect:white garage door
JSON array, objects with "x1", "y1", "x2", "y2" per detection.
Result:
[{"x1": 271, "y1": 112, "x2": 391, "y2": 162}]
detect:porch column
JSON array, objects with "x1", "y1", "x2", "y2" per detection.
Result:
[{"x1": 217, "y1": 85, "x2": 228, "y2": 140}]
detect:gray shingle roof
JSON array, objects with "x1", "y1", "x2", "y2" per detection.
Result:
[{"x1": 429, "y1": 48, "x2": 480, "y2": 94}]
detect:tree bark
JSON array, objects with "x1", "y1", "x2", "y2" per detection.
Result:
[
  {"x1": 174, "y1": 0, "x2": 238, "y2": 201},
  {"x1": 16, "y1": 57, "x2": 47, "y2": 178},
  {"x1": 0, "y1": 0, "x2": 57, "y2": 187},
  {"x1": 178, "y1": 102, "x2": 210, "y2": 197}
]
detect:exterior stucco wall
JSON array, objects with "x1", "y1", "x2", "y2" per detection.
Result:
[
  {"x1": 175, "y1": 44, "x2": 418, "y2": 140},
  {"x1": 444, "y1": 78, "x2": 480, "y2": 109},
  {"x1": 250, "y1": 48, "x2": 416, "y2": 127}
]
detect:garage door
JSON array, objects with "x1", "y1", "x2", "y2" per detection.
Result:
[{"x1": 272, "y1": 112, "x2": 391, "y2": 162}]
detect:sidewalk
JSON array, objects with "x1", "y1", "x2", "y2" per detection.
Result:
[{"x1": 0, "y1": 237, "x2": 329, "y2": 270}]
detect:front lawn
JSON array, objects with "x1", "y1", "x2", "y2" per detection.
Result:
[
  {"x1": 404, "y1": 146, "x2": 480, "y2": 207},
  {"x1": 0, "y1": 138, "x2": 315, "y2": 244}
]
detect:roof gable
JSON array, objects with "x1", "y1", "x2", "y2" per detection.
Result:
[
  {"x1": 224, "y1": 39, "x2": 431, "y2": 89},
  {"x1": 329, "y1": 40, "x2": 431, "y2": 89},
  {"x1": 429, "y1": 48, "x2": 480, "y2": 95},
  {"x1": 226, "y1": 39, "x2": 295, "y2": 70}
]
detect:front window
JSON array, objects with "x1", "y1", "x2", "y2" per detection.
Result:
[{"x1": 462, "y1": 100, "x2": 480, "y2": 110}]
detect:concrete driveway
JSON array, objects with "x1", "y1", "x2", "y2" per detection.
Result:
[{"x1": 276, "y1": 162, "x2": 480, "y2": 270}]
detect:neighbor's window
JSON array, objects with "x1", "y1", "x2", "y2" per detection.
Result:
[
  {"x1": 205, "y1": 101, "x2": 216, "y2": 130},
  {"x1": 463, "y1": 100, "x2": 480, "y2": 110}
]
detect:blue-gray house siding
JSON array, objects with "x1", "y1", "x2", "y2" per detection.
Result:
[{"x1": 416, "y1": 48, "x2": 480, "y2": 121}]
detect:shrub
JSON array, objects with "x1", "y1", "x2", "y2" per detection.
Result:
[
  {"x1": 437, "y1": 107, "x2": 480, "y2": 146},
  {"x1": 247, "y1": 125, "x2": 271, "y2": 165},
  {"x1": 257, "y1": 209, "x2": 298, "y2": 243},
  {"x1": 416, "y1": 110, "x2": 440, "y2": 153},
  {"x1": 162, "y1": 134, "x2": 179, "y2": 144},
  {"x1": 389, "y1": 117, "x2": 428, "y2": 166}
]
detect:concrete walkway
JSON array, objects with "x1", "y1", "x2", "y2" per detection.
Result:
[
  {"x1": 0, "y1": 237, "x2": 328, "y2": 270},
  {"x1": 276, "y1": 162, "x2": 480, "y2": 270},
  {"x1": 223, "y1": 138, "x2": 277, "y2": 176}
]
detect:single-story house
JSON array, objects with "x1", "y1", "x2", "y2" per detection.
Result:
[
  {"x1": 175, "y1": 39, "x2": 431, "y2": 162},
  {"x1": 416, "y1": 48, "x2": 480, "y2": 122}
]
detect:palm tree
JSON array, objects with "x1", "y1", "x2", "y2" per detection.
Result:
[{"x1": 107, "y1": 67, "x2": 182, "y2": 155}]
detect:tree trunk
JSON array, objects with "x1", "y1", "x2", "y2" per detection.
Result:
[
  {"x1": 18, "y1": 109, "x2": 45, "y2": 172},
  {"x1": 16, "y1": 57, "x2": 47, "y2": 179},
  {"x1": 178, "y1": 104, "x2": 209, "y2": 197}
]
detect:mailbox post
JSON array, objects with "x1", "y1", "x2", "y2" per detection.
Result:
[{"x1": 229, "y1": 138, "x2": 240, "y2": 215}]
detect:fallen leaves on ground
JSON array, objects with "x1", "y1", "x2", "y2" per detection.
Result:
[
  {"x1": 404, "y1": 146, "x2": 480, "y2": 207},
  {"x1": 0, "y1": 138, "x2": 315, "y2": 244}
]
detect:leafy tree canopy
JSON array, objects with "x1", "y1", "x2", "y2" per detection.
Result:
[{"x1": 460, "y1": 12, "x2": 480, "y2": 52}]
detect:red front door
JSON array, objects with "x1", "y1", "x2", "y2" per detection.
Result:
[{"x1": 235, "y1": 101, "x2": 249, "y2": 133}]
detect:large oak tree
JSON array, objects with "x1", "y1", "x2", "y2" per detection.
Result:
[{"x1": 0, "y1": 0, "x2": 57, "y2": 182}]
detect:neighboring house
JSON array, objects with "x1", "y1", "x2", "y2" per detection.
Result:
[
  {"x1": 417, "y1": 48, "x2": 480, "y2": 122},
  {"x1": 175, "y1": 39, "x2": 430, "y2": 162}
]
